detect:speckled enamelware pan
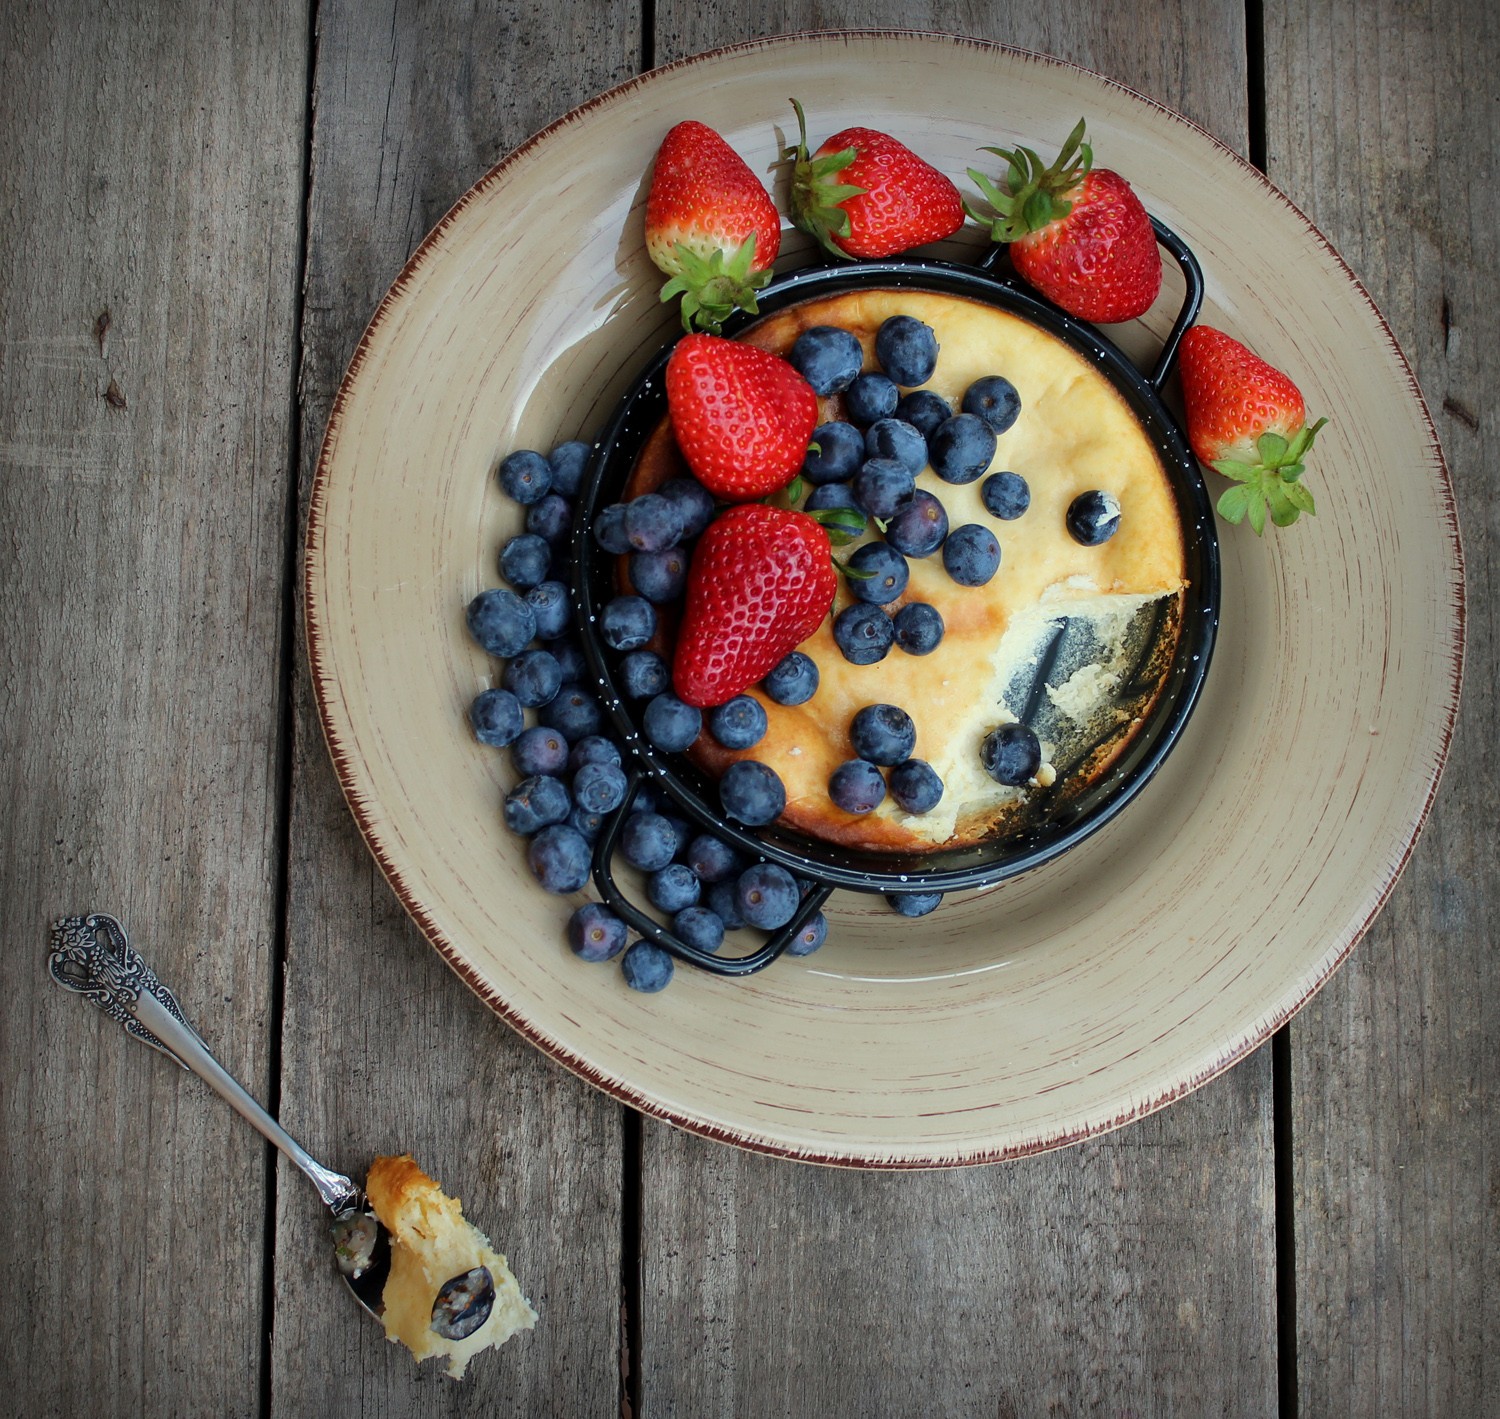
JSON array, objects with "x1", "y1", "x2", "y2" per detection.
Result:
[{"x1": 304, "y1": 31, "x2": 1463, "y2": 1167}]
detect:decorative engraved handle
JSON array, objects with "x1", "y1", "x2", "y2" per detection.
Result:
[{"x1": 48, "y1": 913, "x2": 361, "y2": 1215}]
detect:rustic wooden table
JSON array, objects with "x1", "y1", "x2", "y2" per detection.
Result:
[{"x1": 3, "y1": 2, "x2": 1492, "y2": 1415}]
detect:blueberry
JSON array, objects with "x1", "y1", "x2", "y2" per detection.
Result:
[
  {"x1": 673, "y1": 905, "x2": 725, "y2": 955},
  {"x1": 568, "y1": 804, "x2": 606, "y2": 841},
  {"x1": 889, "y1": 891, "x2": 943, "y2": 918},
  {"x1": 832, "y1": 604, "x2": 894, "y2": 665},
  {"x1": 629, "y1": 547, "x2": 689, "y2": 604},
  {"x1": 466, "y1": 588, "x2": 536, "y2": 659},
  {"x1": 789, "y1": 325, "x2": 863, "y2": 395},
  {"x1": 686, "y1": 833, "x2": 742, "y2": 883},
  {"x1": 844, "y1": 372, "x2": 900, "y2": 426},
  {"x1": 805, "y1": 481, "x2": 858, "y2": 513},
  {"x1": 845, "y1": 542, "x2": 909, "y2": 606},
  {"x1": 470, "y1": 687, "x2": 524, "y2": 747},
  {"x1": 706, "y1": 879, "x2": 747, "y2": 931},
  {"x1": 527, "y1": 493, "x2": 573, "y2": 546},
  {"x1": 631, "y1": 784, "x2": 660, "y2": 815},
  {"x1": 593, "y1": 503, "x2": 632, "y2": 555},
  {"x1": 599, "y1": 595, "x2": 656, "y2": 651},
  {"x1": 538, "y1": 687, "x2": 603, "y2": 742},
  {"x1": 503, "y1": 774, "x2": 570, "y2": 835},
  {"x1": 648, "y1": 862, "x2": 700, "y2": 914},
  {"x1": 525, "y1": 580, "x2": 572, "y2": 640},
  {"x1": 503, "y1": 648, "x2": 563, "y2": 708},
  {"x1": 572, "y1": 760, "x2": 628, "y2": 814},
  {"x1": 864, "y1": 418, "x2": 928, "y2": 477},
  {"x1": 980, "y1": 722, "x2": 1042, "y2": 786},
  {"x1": 624, "y1": 492, "x2": 685, "y2": 552},
  {"x1": 619, "y1": 649, "x2": 670, "y2": 700},
  {"x1": 895, "y1": 388, "x2": 952, "y2": 437},
  {"x1": 889, "y1": 758, "x2": 943, "y2": 813},
  {"x1": 849, "y1": 703, "x2": 916, "y2": 765},
  {"x1": 982, "y1": 470, "x2": 1031, "y2": 520},
  {"x1": 511, "y1": 726, "x2": 569, "y2": 778},
  {"x1": 527, "y1": 824, "x2": 591, "y2": 893},
  {"x1": 829, "y1": 759, "x2": 886, "y2": 814},
  {"x1": 929, "y1": 413, "x2": 998, "y2": 485},
  {"x1": 874, "y1": 315, "x2": 939, "y2": 386},
  {"x1": 643, "y1": 692, "x2": 702, "y2": 753},
  {"x1": 497, "y1": 449, "x2": 552, "y2": 505},
  {"x1": 568, "y1": 735, "x2": 622, "y2": 772},
  {"x1": 720, "y1": 759, "x2": 786, "y2": 826},
  {"x1": 547, "y1": 440, "x2": 592, "y2": 498},
  {"x1": 802, "y1": 421, "x2": 865, "y2": 485},
  {"x1": 708, "y1": 695, "x2": 768, "y2": 750},
  {"x1": 659, "y1": 476, "x2": 716, "y2": 538},
  {"x1": 893, "y1": 601, "x2": 944, "y2": 655},
  {"x1": 1066, "y1": 489, "x2": 1122, "y2": 546},
  {"x1": 852, "y1": 458, "x2": 916, "y2": 520},
  {"x1": 763, "y1": 651, "x2": 819, "y2": 706},
  {"x1": 550, "y1": 639, "x2": 589, "y2": 686},
  {"x1": 620, "y1": 812, "x2": 678, "y2": 872},
  {"x1": 786, "y1": 912, "x2": 828, "y2": 956},
  {"x1": 662, "y1": 814, "x2": 694, "y2": 861},
  {"x1": 567, "y1": 903, "x2": 627, "y2": 962},
  {"x1": 962, "y1": 375, "x2": 1022, "y2": 434},
  {"x1": 621, "y1": 939, "x2": 674, "y2": 992},
  {"x1": 942, "y1": 523, "x2": 1002, "y2": 586},
  {"x1": 499, "y1": 533, "x2": 551, "y2": 590},
  {"x1": 885, "y1": 490, "x2": 948, "y2": 558},
  {"x1": 735, "y1": 863, "x2": 800, "y2": 930}
]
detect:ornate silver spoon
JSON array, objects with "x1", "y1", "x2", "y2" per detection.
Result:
[{"x1": 47, "y1": 912, "x2": 493, "y2": 1336}]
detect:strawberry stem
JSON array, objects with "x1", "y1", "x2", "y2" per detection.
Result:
[
  {"x1": 784, "y1": 98, "x2": 866, "y2": 262},
  {"x1": 659, "y1": 232, "x2": 774, "y2": 335},
  {"x1": 964, "y1": 117, "x2": 1092, "y2": 245},
  {"x1": 1212, "y1": 416, "x2": 1326, "y2": 535}
]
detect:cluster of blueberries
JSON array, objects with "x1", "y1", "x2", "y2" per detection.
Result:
[
  {"x1": 786, "y1": 313, "x2": 1122, "y2": 669},
  {"x1": 465, "y1": 439, "x2": 846, "y2": 995}
]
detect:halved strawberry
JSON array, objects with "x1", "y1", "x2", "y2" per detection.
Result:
[
  {"x1": 673, "y1": 504, "x2": 838, "y2": 707},
  {"x1": 664, "y1": 332, "x2": 819, "y2": 501},
  {"x1": 784, "y1": 99, "x2": 964, "y2": 261},
  {"x1": 646, "y1": 120, "x2": 781, "y2": 334},
  {"x1": 967, "y1": 119, "x2": 1162, "y2": 323},
  {"x1": 1177, "y1": 325, "x2": 1327, "y2": 534}
]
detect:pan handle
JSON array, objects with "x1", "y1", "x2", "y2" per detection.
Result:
[
  {"x1": 587, "y1": 770, "x2": 834, "y2": 978},
  {"x1": 973, "y1": 214, "x2": 1202, "y2": 393}
]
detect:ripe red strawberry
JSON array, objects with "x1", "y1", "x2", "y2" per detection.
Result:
[
  {"x1": 646, "y1": 120, "x2": 781, "y2": 334},
  {"x1": 967, "y1": 119, "x2": 1161, "y2": 323},
  {"x1": 665, "y1": 332, "x2": 819, "y2": 501},
  {"x1": 1178, "y1": 325, "x2": 1327, "y2": 534},
  {"x1": 784, "y1": 99, "x2": 964, "y2": 260},
  {"x1": 673, "y1": 504, "x2": 837, "y2": 707}
]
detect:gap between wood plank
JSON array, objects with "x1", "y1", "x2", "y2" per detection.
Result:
[{"x1": 260, "y1": 3, "x2": 321, "y2": 1415}]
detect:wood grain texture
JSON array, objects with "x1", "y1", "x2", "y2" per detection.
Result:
[
  {"x1": 1264, "y1": 1, "x2": 1499, "y2": 1413},
  {"x1": 639, "y1": 6, "x2": 1278, "y2": 1416},
  {"x1": 269, "y1": 2, "x2": 641, "y2": 1412},
  {"x1": 0, "y1": 1, "x2": 305, "y2": 1415}
]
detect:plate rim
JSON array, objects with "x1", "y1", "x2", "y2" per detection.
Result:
[{"x1": 303, "y1": 28, "x2": 1465, "y2": 1168}]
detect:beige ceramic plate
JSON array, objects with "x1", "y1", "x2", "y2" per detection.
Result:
[{"x1": 305, "y1": 32, "x2": 1462, "y2": 1166}]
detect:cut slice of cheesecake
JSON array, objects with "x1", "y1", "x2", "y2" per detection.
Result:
[{"x1": 366, "y1": 1153, "x2": 537, "y2": 1379}]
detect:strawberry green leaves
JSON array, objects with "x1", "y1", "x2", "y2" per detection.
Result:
[
  {"x1": 659, "y1": 232, "x2": 774, "y2": 335},
  {"x1": 964, "y1": 117, "x2": 1091, "y2": 244},
  {"x1": 783, "y1": 98, "x2": 866, "y2": 261},
  {"x1": 1213, "y1": 420, "x2": 1325, "y2": 535}
]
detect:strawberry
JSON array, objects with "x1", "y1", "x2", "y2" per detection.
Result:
[
  {"x1": 967, "y1": 119, "x2": 1161, "y2": 323},
  {"x1": 673, "y1": 504, "x2": 837, "y2": 707},
  {"x1": 664, "y1": 332, "x2": 819, "y2": 501},
  {"x1": 646, "y1": 120, "x2": 782, "y2": 334},
  {"x1": 783, "y1": 98, "x2": 964, "y2": 260},
  {"x1": 1177, "y1": 325, "x2": 1327, "y2": 534}
]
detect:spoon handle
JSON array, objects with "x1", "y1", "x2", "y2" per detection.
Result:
[{"x1": 48, "y1": 912, "x2": 361, "y2": 1216}]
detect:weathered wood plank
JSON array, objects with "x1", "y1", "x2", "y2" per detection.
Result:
[
  {"x1": 0, "y1": 1, "x2": 306, "y2": 1415},
  {"x1": 268, "y1": 3, "x2": 642, "y2": 1412},
  {"x1": 638, "y1": 7, "x2": 1278, "y2": 1417},
  {"x1": 1264, "y1": 1, "x2": 1499, "y2": 1412}
]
